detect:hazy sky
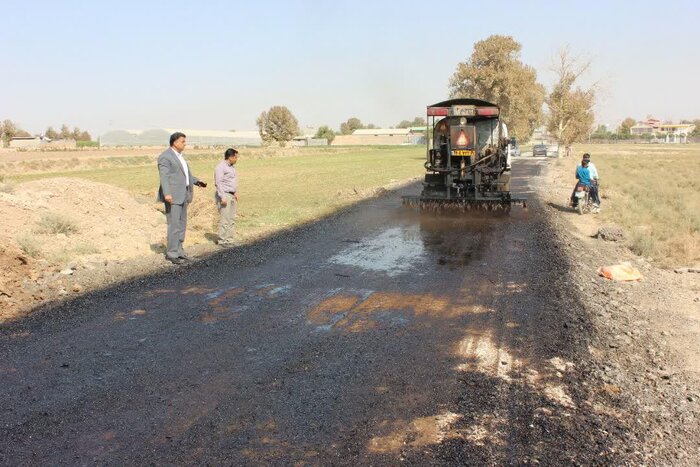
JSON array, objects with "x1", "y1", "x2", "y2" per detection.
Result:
[{"x1": 2, "y1": 0, "x2": 698, "y2": 136}]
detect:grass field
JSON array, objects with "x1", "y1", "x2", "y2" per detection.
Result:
[
  {"x1": 6, "y1": 146, "x2": 426, "y2": 244},
  {"x1": 8, "y1": 143, "x2": 697, "y2": 266},
  {"x1": 569, "y1": 143, "x2": 700, "y2": 267}
]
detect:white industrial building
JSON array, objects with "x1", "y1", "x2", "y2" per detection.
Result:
[
  {"x1": 9, "y1": 136, "x2": 77, "y2": 149},
  {"x1": 100, "y1": 129, "x2": 261, "y2": 147},
  {"x1": 331, "y1": 128, "x2": 425, "y2": 146}
]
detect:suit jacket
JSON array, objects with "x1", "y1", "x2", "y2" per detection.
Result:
[{"x1": 157, "y1": 147, "x2": 200, "y2": 205}]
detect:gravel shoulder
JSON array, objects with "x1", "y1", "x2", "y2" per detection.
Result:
[{"x1": 533, "y1": 156, "x2": 700, "y2": 464}]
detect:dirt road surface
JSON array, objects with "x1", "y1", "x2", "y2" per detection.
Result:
[{"x1": 2, "y1": 159, "x2": 698, "y2": 465}]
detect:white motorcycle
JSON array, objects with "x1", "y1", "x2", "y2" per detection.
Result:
[{"x1": 573, "y1": 182, "x2": 600, "y2": 215}]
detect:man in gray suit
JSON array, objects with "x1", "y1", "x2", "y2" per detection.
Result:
[{"x1": 157, "y1": 132, "x2": 207, "y2": 265}]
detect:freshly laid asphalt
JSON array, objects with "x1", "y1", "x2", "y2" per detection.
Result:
[{"x1": 1, "y1": 158, "x2": 624, "y2": 465}]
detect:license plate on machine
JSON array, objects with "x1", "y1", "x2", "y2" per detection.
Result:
[
  {"x1": 450, "y1": 105, "x2": 476, "y2": 116},
  {"x1": 452, "y1": 150, "x2": 475, "y2": 156}
]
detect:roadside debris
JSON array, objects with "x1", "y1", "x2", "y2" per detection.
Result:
[
  {"x1": 597, "y1": 263, "x2": 643, "y2": 281},
  {"x1": 594, "y1": 226, "x2": 625, "y2": 242}
]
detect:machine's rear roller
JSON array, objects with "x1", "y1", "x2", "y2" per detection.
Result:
[{"x1": 402, "y1": 196, "x2": 520, "y2": 213}]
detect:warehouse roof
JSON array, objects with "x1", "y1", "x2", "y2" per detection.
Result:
[{"x1": 352, "y1": 128, "x2": 410, "y2": 136}]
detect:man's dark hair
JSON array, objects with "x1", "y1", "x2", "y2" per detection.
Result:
[
  {"x1": 582, "y1": 153, "x2": 591, "y2": 160},
  {"x1": 170, "y1": 132, "x2": 186, "y2": 146},
  {"x1": 224, "y1": 148, "x2": 239, "y2": 159}
]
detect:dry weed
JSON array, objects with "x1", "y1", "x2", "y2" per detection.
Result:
[
  {"x1": 188, "y1": 196, "x2": 218, "y2": 234},
  {"x1": 35, "y1": 212, "x2": 79, "y2": 235},
  {"x1": 16, "y1": 234, "x2": 41, "y2": 258}
]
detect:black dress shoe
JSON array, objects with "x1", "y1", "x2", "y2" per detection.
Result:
[{"x1": 166, "y1": 256, "x2": 185, "y2": 265}]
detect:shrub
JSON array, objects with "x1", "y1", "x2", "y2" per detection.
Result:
[
  {"x1": 72, "y1": 242, "x2": 100, "y2": 255},
  {"x1": 627, "y1": 227, "x2": 657, "y2": 259},
  {"x1": 16, "y1": 234, "x2": 41, "y2": 258},
  {"x1": 36, "y1": 212, "x2": 79, "y2": 235}
]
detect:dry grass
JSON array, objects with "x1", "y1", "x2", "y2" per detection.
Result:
[
  {"x1": 49, "y1": 242, "x2": 100, "y2": 264},
  {"x1": 35, "y1": 212, "x2": 80, "y2": 235},
  {"x1": 572, "y1": 143, "x2": 700, "y2": 267},
  {"x1": 16, "y1": 234, "x2": 41, "y2": 258}
]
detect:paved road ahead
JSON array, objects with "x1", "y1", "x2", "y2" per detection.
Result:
[{"x1": 1, "y1": 159, "x2": 620, "y2": 465}]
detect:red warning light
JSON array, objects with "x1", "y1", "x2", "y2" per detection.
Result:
[
  {"x1": 427, "y1": 107, "x2": 449, "y2": 116},
  {"x1": 457, "y1": 130, "x2": 467, "y2": 146},
  {"x1": 476, "y1": 107, "x2": 499, "y2": 116}
]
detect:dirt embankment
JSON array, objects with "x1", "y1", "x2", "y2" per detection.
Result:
[{"x1": 0, "y1": 178, "x2": 167, "y2": 322}]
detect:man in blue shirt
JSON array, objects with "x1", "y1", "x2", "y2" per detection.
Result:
[{"x1": 570, "y1": 158, "x2": 591, "y2": 208}]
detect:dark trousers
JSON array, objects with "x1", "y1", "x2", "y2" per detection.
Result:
[
  {"x1": 571, "y1": 182, "x2": 600, "y2": 206},
  {"x1": 164, "y1": 202, "x2": 188, "y2": 259}
]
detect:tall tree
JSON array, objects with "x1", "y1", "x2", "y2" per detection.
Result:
[
  {"x1": 78, "y1": 131, "x2": 92, "y2": 142},
  {"x1": 340, "y1": 117, "x2": 364, "y2": 135},
  {"x1": 449, "y1": 35, "x2": 545, "y2": 141},
  {"x1": 691, "y1": 119, "x2": 700, "y2": 137},
  {"x1": 591, "y1": 124, "x2": 610, "y2": 140},
  {"x1": 314, "y1": 125, "x2": 335, "y2": 144},
  {"x1": 45, "y1": 126, "x2": 59, "y2": 140},
  {"x1": 411, "y1": 117, "x2": 426, "y2": 127},
  {"x1": 256, "y1": 106, "x2": 299, "y2": 146},
  {"x1": 60, "y1": 124, "x2": 72, "y2": 139},
  {"x1": 618, "y1": 117, "x2": 636, "y2": 135},
  {"x1": 1, "y1": 120, "x2": 30, "y2": 145},
  {"x1": 396, "y1": 117, "x2": 426, "y2": 128},
  {"x1": 546, "y1": 47, "x2": 596, "y2": 155}
]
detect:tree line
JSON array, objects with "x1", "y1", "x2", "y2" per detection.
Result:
[
  {"x1": 0, "y1": 119, "x2": 92, "y2": 145},
  {"x1": 256, "y1": 110, "x2": 428, "y2": 146},
  {"x1": 255, "y1": 35, "x2": 601, "y2": 151}
]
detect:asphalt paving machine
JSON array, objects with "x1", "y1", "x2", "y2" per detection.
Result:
[{"x1": 403, "y1": 98, "x2": 526, "y2": 211}]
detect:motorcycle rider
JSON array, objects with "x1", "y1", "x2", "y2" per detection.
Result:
[
  {"x1": 570, "y1": 157, "x2": 592, "y2": 208},
  {"x1": 582, "y1": 153, "x2": 600, "y2": 208}
]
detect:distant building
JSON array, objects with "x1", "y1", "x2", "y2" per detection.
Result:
[
  {"x1": 331, "y1": 128, "x2": 421, "y2": 146},
  {"x1": 291, "y1": 136, "x2": 328, "y2": 147},
  {"x1": 630, "y1": 119, "x2": 695, "y2": 143},
  {"x1": 630, "y1": 122, "x2": 655, "y2": 135},
  {"x1": 8, "y1": 136, "x2": 42, "y2": 149},
  {"x1": 100, "y1": 129, "x2": 261, "y2": 147},
  {"x1": 9, "y1": 137, "x2": 76, "y2": 149}
]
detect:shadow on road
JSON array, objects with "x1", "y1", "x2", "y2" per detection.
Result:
[{"x1": 547, "y1": 201, "x2": 575, "y2": 213}]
